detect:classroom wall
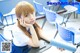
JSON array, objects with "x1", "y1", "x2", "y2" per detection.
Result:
[{"x1": 0, "y1": 0, "x2": 49, "y2": 14}]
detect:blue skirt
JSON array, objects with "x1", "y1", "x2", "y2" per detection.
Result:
[{"x1": 11, "y1": 43, "x2": 31, "y2": 53}]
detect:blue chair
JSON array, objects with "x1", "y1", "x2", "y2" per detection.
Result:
[
  {"x1": 3, "y1": 8, "x2": 17, "y2": 26},
  {"x1": 74, "y1": 1, "x2": 80, "y2": 18},
  {"x1": 3, "y1": 14, "x2": 16, "y2": 26},
  {"x1": 3, "y1": 8, "x2": 16, "y2": 26},
  {"x1": 0, "y1": 12, "x2": 4, "y2": 29},
  {"x1": 50, "y1": 39, "x2": 76, "y2": 52},
  {"x1": 33, "y1": 0, "x2": 46, "y2": 28},
  {"x1": 59, "y1": 0, "x2": 78, "y2": 19},
  {"x1": 59, "y1": 0, "x2": 74, "y2": 8},
  {"x1": 42, "y1": 7, "x2": 65, "y2": 28},
  {"x1": 0, "y1": 12, "x2": 3, "y2": 23},
  {"x1": 0, "y1": 34, "x2": 7, "y2": 41},
  {"x1": 59, "y1": 0, "x2": 68, "y2": 8},
  {"x1": 33, "y1": 0, "x2": 45, "y2": 19},
  {"x1": 47, "y1": 0, "x2": 60, "y2": 11},
  {"x1": 54, "y1": 23, "x2": 80, "y2": 45}
]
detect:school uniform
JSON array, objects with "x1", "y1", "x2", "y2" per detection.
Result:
[{"x1": 3, "y1": 23, "x2": 31, "y2": 53}]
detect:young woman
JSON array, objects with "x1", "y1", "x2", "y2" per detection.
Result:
[{"x1": 11, "y1": 1, "x2": 51, "y2": 53}]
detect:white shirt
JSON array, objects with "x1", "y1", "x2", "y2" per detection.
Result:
[{"x1": 3, "y1": 23, "x2": 30, "y2": 46}]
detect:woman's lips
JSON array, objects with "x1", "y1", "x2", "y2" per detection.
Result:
[
  {"x1": 30, "y1": 20, "x2": 35, "y2": 23},
  {"x1": 30, "y1": 21, "x2": 34, "y2": 23},
  {"x1": 25, "y1": 20, "x2": 35, "y2": 24}
]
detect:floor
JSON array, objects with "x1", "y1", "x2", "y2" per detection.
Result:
[
  {"x1": 36, "y1": 13, "x2": 80, "y2": 53},
  {"x1": 0, "y1": 13, "x2": 80, "y2": 53}
]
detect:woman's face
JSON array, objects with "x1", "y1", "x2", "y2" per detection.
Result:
[{"x1": 21, "y1": 12, "x2": 36, "y2": 24}]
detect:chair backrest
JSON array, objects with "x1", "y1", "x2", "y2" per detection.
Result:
[
  {"x1": 57, "y1": 24, "x2": 74, "y2": 44},
  {"x1": 43, "y1": 7, "x2": 57, "y2": 24},
  {"x1": 74, "y1": 1, "x2": 80, "y2": 14},
  {"x1": 3, "y1": 7, "x2": 16, "y2": 26},
  {"x1": 50, "y1": 39, "x2": 76, "y2": 52},
  {"x1": 33, "y1": 0, "x2": 44, "y2": 15},
  {"x1": 3, "y1": 14, "x2": 15, "y2": 26},
  {"x1": 0, "y1": 12, "x2": 3, "y2": 24},
  {"x1": 0, "y1": 34, "x2": 7, "y2": 41},
  {"x1": 59, "y1": 0, "x2": 69, "y2": 8},
  {"x1": 0, "y1": 12, "x2": 4, "y2": 29}
]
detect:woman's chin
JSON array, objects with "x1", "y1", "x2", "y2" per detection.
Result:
[{"x1": 30, "y1": 21, "x2": 35, "y2": 24}]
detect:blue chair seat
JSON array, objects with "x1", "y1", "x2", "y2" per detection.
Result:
[
  {"x1": 56, "y1": 14, "x2": 64, "y2": 24},
  {"x1": 33, "y1": 0, "x2": 45, "y2": 19},
  {"x1": 66, "y1": 27, "x2": 80, "y2": 44},
  {"x1": 55, "y1": 24, "x2": 80, "y2": 45},
  {"x1": 43, "y1": 7, "x2": 65, "y2": 26},
  {"x1": 0, "y1": 12, "x2": 4, "y2": 29}
]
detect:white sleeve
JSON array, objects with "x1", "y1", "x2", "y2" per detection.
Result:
[
  {"x1": 3, "y1": 25, "x2": 13, "y2": 40},
  {"x1": 12, "y1": 27, "x2": 30, "y2": 45}
]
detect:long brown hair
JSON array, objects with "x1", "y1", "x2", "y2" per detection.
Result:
[
  {"x1": 15, "y1": 1, "x2": 35, "y2": 18},
  {"x1": 15, "y1": 1, "x2": 41, "y2": 39},
  {"x1": 17, "y1": 20, "x2": 41, "y2": 39}
]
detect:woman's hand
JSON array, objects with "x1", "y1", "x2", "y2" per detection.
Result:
[{"x1": 19, "y1": 18, "x2": 33, "y2": 27}]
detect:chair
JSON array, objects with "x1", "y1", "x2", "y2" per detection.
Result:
[
  {"x1": 3, "y1": 14, "x2": 16, "y2": 26},
  {"x1": 50, "y1": 39, "x2": 76, "y2": 52},
  {"x1": 59, "y1": 0, "x2": 69, "y2": 8},
  {"x1": 48, "y1": 0, "x2": 59, "y2": 11},
  {"x1": 74, "y1": 1, "x2": 80, "y2": 18},
  {"x1": 59, "y1": 0, "x2": 74, "y2": 8},
  {"x1": 3, "y1": 8, "x2": 17, "y2": 26},
  {"x1": 54, "y1": 23, "x2": 80, "y2": 45},
  {"x1": 0, "y1": 34, "x2": 7, "y2": 41},
  {"x1": 0, "y1": 12, "x2": 4, "y2": 29},
  {"x1": 59, "y1": 0, "x2": 78, "y2": 19},
  {"x1": 33, "y1": 0, "x2": 46, "y2": 28},
  {"x1": 42, "y1": 7, "x2": 65, "y2": 28},
  {"x1": 33, "y1": 0, "x2": 45, "y2": 19}
]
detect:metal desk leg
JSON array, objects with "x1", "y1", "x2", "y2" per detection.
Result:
[
  {"x1": 65, "y1": 13, "x2": 72, "y2": 27},
  {"x1": 42, "y1": 18, "x2": 47, "y2": 29}
]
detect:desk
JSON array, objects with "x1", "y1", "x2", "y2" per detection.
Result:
[
  {"x1": 62, "y1": 5, "x2": 78, "y2": 25},
  {"x1": 63, "y1": 5, "x2": 77, "y2": 14}
]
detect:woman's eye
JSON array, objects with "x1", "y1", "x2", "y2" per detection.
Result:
[
  {"x1": 25, "y1": 15, "x2": 28, "y2": 17},
  {"x1": 31, "y1": 12, "x2": 33, "y2": 14}
]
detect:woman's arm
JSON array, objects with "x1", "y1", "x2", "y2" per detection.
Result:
[
  {"x1": 27, "y1": 25, "x2": 40, "y2": 47},
  {"x1": 37, "y1": 28, "x2": 51, "y2": 42},
  {"x1": 33, "y1": 23, "x2": 51, "y2": 42},
  {"x1": 19, "y1": 18, "x2": 40, "y2": 47}
]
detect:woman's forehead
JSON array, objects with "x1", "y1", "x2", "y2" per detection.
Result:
[{"x1": 21, "y1": 12, "x2": 35, "y2": 16}]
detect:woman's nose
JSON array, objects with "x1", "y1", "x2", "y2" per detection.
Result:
[
  {"x1": 30, "y1": 17, "x2": 35, "y2": 21},
  {"x1": 29, "y1": 14, "x2": 35, "y2": 20}
]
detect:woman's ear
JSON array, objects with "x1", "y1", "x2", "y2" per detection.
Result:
[{"x1": 17, "y1": 18, "x2": 21, "y2": 21}]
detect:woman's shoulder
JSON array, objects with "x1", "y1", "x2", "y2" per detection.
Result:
[
  {"x1": 3, "y1": 23, "x2": 21, "y2": 32},
  {"x1": 3, "y1": 25, "x2": 14, "y2": 31}
]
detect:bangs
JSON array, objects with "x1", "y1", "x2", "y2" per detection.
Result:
[
  {"x1": 22, "y1": 4, "x2": 35, "y2": 17},
  {"x1": 15, "y1": 1, "x2": 35, "y2": 18}
]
